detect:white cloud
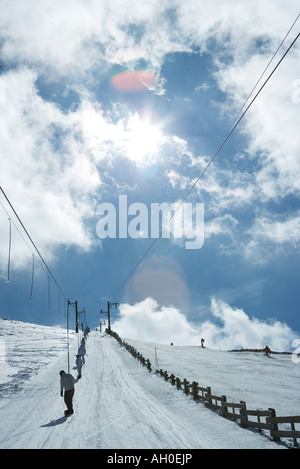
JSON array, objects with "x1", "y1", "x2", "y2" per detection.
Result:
[
  {"x1": 0, "y1": 0, "x2": 188, "y2": 78},
  {"x1": 176, "y1": 0, "x2": 299, "y2": 53},
  {"x1": 208, "y1": 298, "x2": 297, "y2": 351},
  {"x1": 249, "y1": 213, "x2": 300, "y2": 247},
  {"x1": 113, "y1": 297, "x2": 200, "y2": 345},
  {"x1": 214, "y1": 39, "x2": 300, "y2": 202},
  {"x1": 112, "y1": 296, "x2": 298, "y2": 351},
  {"x1": 0, "y1": 68, "x2": 101, "y2": 272},
  {"x1": 205, "y1": 214, "x2": 239, "y2": 239},
  {"x1": 1, "y1": 0, "x2": 299, "y2": 271},
  {"x1": 242, "y1": 212, "x2": 300, "y2": 263},
  {"x1": 0, "y1": 67, "x2": 195, "y2": 273}
]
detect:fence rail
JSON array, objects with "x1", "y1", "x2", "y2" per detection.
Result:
[
  {"x1": 106, "y1": 329, "x2": 299, "y2": 448},
  {"x1": 266, "y1": 415, "x2": 300, "y2": 447}
]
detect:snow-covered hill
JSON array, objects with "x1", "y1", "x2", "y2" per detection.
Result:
[{"x1": 0, "y1": 319, "x2": 299, "y2": 449}]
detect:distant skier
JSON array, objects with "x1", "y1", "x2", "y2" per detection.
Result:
[
  {"x1": 78, "y1": 344, "x2": 86, "y2": 364},
  {"x1": 201, "y1": 338, "x2": 205, "y2": 348},
  {"x1": 60, "y1": 370, "x2": 76, "y2": 416},
  {"x1": 264, "y1": 345, "x2": 271, "y2": 356},
  {"x1": 76, "y1": 354, "x2": 83, "y2": 379}
]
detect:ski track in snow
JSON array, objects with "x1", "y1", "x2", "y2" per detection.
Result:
[
  {"x1": 95, "y1": 335, "x2": 219, "y2": 449},
  {"x1": 1, "y1": 333, "x2": 219, "y2": 449},
  {"x1": 0, "y1": 320, "x2": 297, "y2": 449}
]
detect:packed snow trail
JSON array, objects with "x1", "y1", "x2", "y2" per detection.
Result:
[{"x1": 0, "y1": 331, "x2": 279, "y2": 449}]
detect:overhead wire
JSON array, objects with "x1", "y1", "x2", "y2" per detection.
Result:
[
  {"x1": 112, "y1": 24, "x2": 300, "y2": 300},
  {"x1": 29, "y1": 254, "x2": 34, "y2": 302},
  {"x1": 216, "y1": 13, "x2": 300, "y2": 149},
  {"x1": 1, "y1": 198, "x2": 56, "y2": 302},
  {"x1": 0, "y1": 186, "x2": 68, "y2": 303},
  {"x1": 6, "y1": 217, "x2": 11, "y2": 283}
]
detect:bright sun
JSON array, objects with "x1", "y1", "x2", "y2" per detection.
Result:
[{"x1": 125, "y1": 113, "x2": 164, "y2": 163}]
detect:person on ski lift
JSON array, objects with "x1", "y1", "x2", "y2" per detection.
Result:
[
  {"x1": 78, "y1": 344, "x2": 86, "y2": 364},
  {"x1": 76, "y1": 355, "x2": 83, "y2": 379},
  {"x1": 60, "y1": 370, "x2": 76, "y2": 416}
]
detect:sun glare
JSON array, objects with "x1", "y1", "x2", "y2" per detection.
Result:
[{"x1": 125, "y1": 113, "x2": 164, "y2": 163}]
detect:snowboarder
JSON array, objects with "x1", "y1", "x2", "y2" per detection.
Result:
[
  {"x1": 76, "y1": 354, "x2": 83, "y2": 379},
  {"x1": 264, "y1": 345, "x2": 271, "y2": 356},
  {"x1": 78, "y1": 344, "x2": 86, "y2": 364},
  {"x1": 60, "y1": 370, "x2": 76, "y2": 416}
]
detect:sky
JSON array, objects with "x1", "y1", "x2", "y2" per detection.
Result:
[{"x1": 0, "y1": 1, "x2": 300, "y2": 351}]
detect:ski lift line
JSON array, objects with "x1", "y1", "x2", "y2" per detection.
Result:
[
  {"x1": 0, "y1": 186, "x2": 68, "y2": 302},
  {"x1": 216, "y1": 13, "x2": 300, "y2": 150},
  {"x1": 1, "y1": 199, "x2": 57, "y2": 298},
  {"x1": 0, "y1": 199, "x2": 39, "y2": 263},
  {"x1": 6, "y1": 217, "x2": 11, "y2": 283},
  {"x1": 29, "y1": 254, "x2": 34, "y2": 302},
  {"x1": 112, "y1": 30, "x2": 300, "y2": 300},
  {"x1": 178, "y1": 30, "x2": 300, "y2": 204},
  {"x1": 48, "y1": 276, "x2": 51, "y2": 311},
  {"x1": 3, "y1": 208, "x2": 61, "y2": 305}
]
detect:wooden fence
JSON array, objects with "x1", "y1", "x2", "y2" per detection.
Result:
[
  {"x1": 106, "y1": 329, "x2": 300, "y2": 448},
  {"x1": 106, "y1": 328, "x2": 152, "y2": 372}
]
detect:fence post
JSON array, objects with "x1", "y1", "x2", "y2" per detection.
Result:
[
  {"x1": 205, "y1": 386, "x2": 212, "y2": 405},
  {"x1": 291, "y1": 421, "x2": 297, "y2": 447},
  {"x1": 240, "y1": 401, "x2": 248, "y2": 428},
  {"x1": 184, "y1": 379, "x2": 190, "y2": 394},
  {"x1": 257, "y1": 412, "x2": 262, "y2": 432},
  {"x1": 176, "y1": 377, "x2": 181, "y2": 389},
  {"x1": 192, "y1": 381, "x2": 198, "y2": 400},
  {"x1": 221, "y1": 395, "x2": 227, "y2": 417},
  {"x1": 268, "y1": 408, "x2": 280, "y2": 442}
]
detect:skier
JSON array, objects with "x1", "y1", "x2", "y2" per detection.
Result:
[
  {"x1": 76, "y1": 354, "x2": 83, "y2": 379},
  {"x1": 78, "y1": 344, "x2": 86, "y2": 364},
  {"x1": 264, "y1": 345, "x2": 271, "y2": 356},
  {"x1": 60, "y1": 370, "x2": 76, "y2": 416},
  {"x1": 201, "y1": 338, "x2": 205, "y2": 348}
]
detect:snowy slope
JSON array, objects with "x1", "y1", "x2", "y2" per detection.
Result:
[
  {"x1": 0, "y1": 319, "x2": 298, "y2": 449},
  {"x1": 123, "y1": 337, "x2": 300, "y2": 418}
]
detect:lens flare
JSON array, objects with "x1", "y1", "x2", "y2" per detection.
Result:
[{"x1": 111, "y1": 70, "x2": 156, "y2": 93}]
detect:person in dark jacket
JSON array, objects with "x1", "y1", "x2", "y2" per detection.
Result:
[
  {"x1": 76, "y1": 355, "x2": 83, "y2": 379},
  {"x1": 78, "y1": 344, "x2": 86, "y2": 364},
  {"x1": 60, "y1": 370, "x2": 76, "y2": 415}
]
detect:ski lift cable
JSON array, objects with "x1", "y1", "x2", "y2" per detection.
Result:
[
  {"x1": 216, "y1": 13, "x2": 300, "y2": 149},
  {"x1": 29, "y1": 254, "x2": 34, "y2": 302},
  {"x1": 112, "y1": 28, "x2": 300, "y2": 300},
  {"x1": 0, "y1": 186, "x2": 68, "y2": 302},
  {"x1": 1, "y1": 198, "x2": 63, "y2": 304},
  {"x1": 6, "y1": 217, "x2": 11, "y2": 283}
]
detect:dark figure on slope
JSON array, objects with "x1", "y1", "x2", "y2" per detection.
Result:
[
  {"x1": 60, "y1": 370, "x2": 76, "y2": 416},
  {"x1": 78, "y1": 344, "x2": 86, "y2": 364},
  {"x1": 76, "y1": 355, "x2": 83, "y2": 379}
]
